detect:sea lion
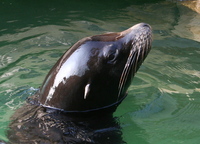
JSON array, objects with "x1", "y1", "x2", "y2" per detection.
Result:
[
  {"x1": 7, "y1": 23, "x2": 152, "y2": 144},
  {"x1": 39, "y1": 23, "x2": 152, "y2": 112}
]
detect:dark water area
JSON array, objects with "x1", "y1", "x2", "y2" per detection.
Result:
[{"x1": 0, "y1": 0, "x2": 200, "y2": 143}]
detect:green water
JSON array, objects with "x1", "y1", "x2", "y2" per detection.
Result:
[{"x1": 0, "y1": 0, "x2": 200, "y2": 143}]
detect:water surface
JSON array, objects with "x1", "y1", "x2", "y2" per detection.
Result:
[{"x1": 0, "y1": 0, "x2": 200, "y2": 143}]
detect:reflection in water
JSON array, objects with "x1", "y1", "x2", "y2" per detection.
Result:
[
  {"x1": 173, "y1": 1, "x2": 200, "y2": 42},
  {"x1": 0, "y1": 0, "x2": 200, "y2": 143}
]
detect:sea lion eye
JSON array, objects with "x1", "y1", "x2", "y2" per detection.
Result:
[
  {"x1": 107, "y1": 49, "x2": 119, "y2": 64},
  {"x1": 108, "y1": 53, "x2": 115, "y2": 60}
]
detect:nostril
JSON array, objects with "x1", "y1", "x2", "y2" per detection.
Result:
[
  {"x1": 129, "y1": 23, "x2": 152, "y2": 32},
  {"x1": 141, "y1": 23, "x2": 151, "y2": 29}
]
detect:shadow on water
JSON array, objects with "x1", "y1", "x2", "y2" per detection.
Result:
[{"x1": 0, "y1": 0, "x2": 166, "y2": 34}]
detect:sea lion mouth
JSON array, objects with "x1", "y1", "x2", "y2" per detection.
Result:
[{"x1": 118, "y1": 23, "x2": 152, "y2": 100}]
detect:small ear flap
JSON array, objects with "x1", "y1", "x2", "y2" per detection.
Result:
[{"x1": 84, "y1": 84, "x2": 90, "y2": 99}]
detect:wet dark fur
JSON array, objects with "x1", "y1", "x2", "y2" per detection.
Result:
[{"x1": 7, "y1": 96, "x2": 125, "y2": 144}]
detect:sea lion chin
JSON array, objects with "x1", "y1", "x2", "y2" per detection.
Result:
[{"x1": 38, "y1": 23, "x2": 152, "y2": 113}]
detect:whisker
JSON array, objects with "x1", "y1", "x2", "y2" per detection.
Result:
[
  {"x1": 117, "y1": 31, "x2": 152, "y2": 101},
  {"x1": 118, "y1": 47, "x2": 138, "y2": 100}
]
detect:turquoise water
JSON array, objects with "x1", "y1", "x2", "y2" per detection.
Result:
[{"x1": 0, "y1": 0, "x2": 200, "y2": 143}]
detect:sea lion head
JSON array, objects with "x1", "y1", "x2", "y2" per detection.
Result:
[{"x1": 38, "y1": 23, "x2": 152, "y2": 112}]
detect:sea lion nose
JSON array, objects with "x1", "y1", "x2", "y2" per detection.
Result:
[
  {"x1": 140, "y1": 23, "x2": 151, "y2": 29},
  {"x1": 129, "y1": 23, "x2": 152, "y2": 33}
]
